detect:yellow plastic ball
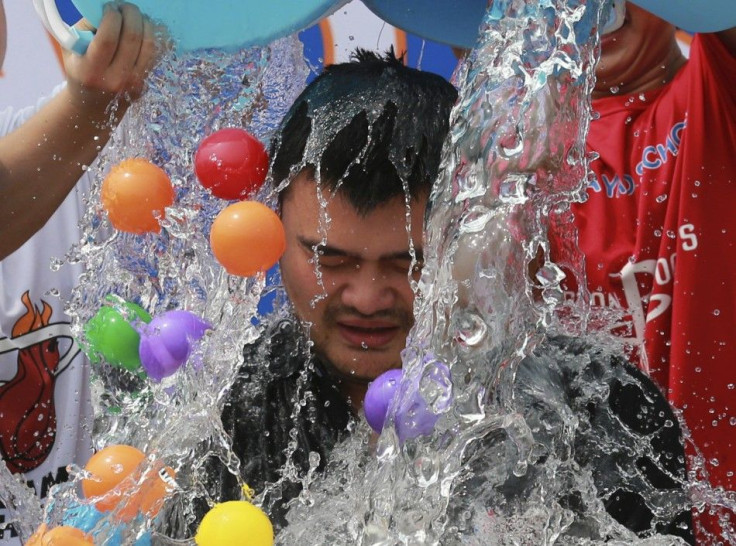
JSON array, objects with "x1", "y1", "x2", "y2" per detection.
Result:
[{"x1": 195, "y1": 500, "x2": 273, "y2": 546}]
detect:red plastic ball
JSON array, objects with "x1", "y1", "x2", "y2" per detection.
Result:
[{"x1": 194, "y1": 128, "x2": 269, "y2": 200}]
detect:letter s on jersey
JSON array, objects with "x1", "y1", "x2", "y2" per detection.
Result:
[{"x1": 679, "y1": 223, "x2": 698, "y2": 251}]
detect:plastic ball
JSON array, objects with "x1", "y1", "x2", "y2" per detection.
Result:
[
  {"x1": 82, "y1": 444, "x2": 145, "y2": 512},
  {"x1": 26, "y1": 524, "x2": 94, "y2": 545},
  {"x1": 195, "y1": 500, "x2": 273, "y2": 546},
  {"x1": 195, "y1": 128, "x2": 269, "y2": 200},
  {"x1": 63, "y1": 503, "x2": 153, "y2": 545},
  {"x1": 82, "y1": 445, "x2": 176, "y2": 521},
  {"x1": 115, "y1": 463, "x2": 177, "y2": 522},
  {"x1": 101, "y1": 158, "x2": 175, "y2": 234},
  {"x1": 210, "y1": 201, "x2": 285, "y2": 277},
  {"x1": 394, "y1": 356, "x2": 452, "y2": 443},
  {"x1": 84, "y1": 298, "x2": 152, "y2": 372},
  {"x1": 138, "y1": 310, "x2": 211, "y2": 381},
  {"x1": 364, "y1": 368, "x2": 403, "y2": 433},
  {"x1": 137, "y1": 464, "x2": 177, "y2": 518}
]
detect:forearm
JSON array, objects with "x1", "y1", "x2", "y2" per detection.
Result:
[{"x1": 0, "y1": 87, "x2": 127, "y2": 260}]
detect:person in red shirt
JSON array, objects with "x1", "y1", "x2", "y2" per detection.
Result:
[{"x1": 570, "y1": 5, "x2": 736, "y2": 541}]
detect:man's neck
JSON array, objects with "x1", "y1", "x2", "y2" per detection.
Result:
[
  {"x1": 311, "y1": 356, "x2": 369, "y2": 414},
  {"x1": 592, "y1": 44, "x2": 687, "y2": 100},
  {"x1": 339, "y1": 380, "x2": 368, "y2": 414}
]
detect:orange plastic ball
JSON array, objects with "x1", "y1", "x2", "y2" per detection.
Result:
[
  {"x1": 210, "y1": 201, "x2": 285, "y2": 277},
  {"x1": 82, "y1": 445, "x2": 176, "y2": 521},
  {"x1": 140, "y1": 465, "x2": 177, "y2": 517},
  {"x1": 81, "y1": 444, "x2": 145, "y2": 512},
  {"x1": 116, "y1": 464, "x2": 177, "y2": 522},
  {"x1": 26, "y1": 524, "x2": 94, "y2": 545},
  {"x1": 101, "y1": 158, "x2": 174, "y2": 233}
]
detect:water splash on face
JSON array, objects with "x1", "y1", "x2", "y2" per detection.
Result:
[{"x1": 275, "y1": 0, "x2": 720, "y2": 544}]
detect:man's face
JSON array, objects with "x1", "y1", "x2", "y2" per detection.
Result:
[
  {"x1": 279, "y1": 173, "x2": 425, "y2": 384},
  {"x1": 595, "y1": 4, "x2": 679, "y2": 96}
]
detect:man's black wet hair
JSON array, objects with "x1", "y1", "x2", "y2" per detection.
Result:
[{"x1": 270, "y1": 48, "x2": 458, "y2": 214}]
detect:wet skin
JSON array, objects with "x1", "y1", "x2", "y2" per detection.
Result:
[
  {"x1": 279, "y1": 172, "x2": 426, "y2": 409},
  {"x1": 593, "y1": 4, "x2": 686, "y2": 98}
]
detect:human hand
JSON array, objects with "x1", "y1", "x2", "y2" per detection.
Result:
[{"x1": 62, "y1": 3, "x2": 158, "y2": 113}]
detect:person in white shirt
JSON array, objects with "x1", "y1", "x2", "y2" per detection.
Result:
[{"x1": 0, "y1": 3, "x2": 157, "y2": 543}]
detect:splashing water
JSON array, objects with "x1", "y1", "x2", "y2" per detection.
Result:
[
  {"x1": 2, "y1": 0, "x2": 734, "y2": 544},
  {"x1": 277, "y1": 0, "x2": 728, "y2": 544},
  {"x1": 0, "y1": 35, "x2": 309, "y2": 543}
]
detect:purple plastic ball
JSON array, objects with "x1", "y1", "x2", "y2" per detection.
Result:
[
  {"x1": 364, "y1": 368, "x2": 403, "y2": 433},
  {"x1": 138, "y1": 310, "x2": 211, "y2": 381},
  {"x1": 394, "y1": 357, "x2": 452, "y2": 443}
]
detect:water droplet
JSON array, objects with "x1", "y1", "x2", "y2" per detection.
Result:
[
  {"x1": 309, "y1": 451, "x2": 321, "y2": 469},
  {"x1": 49, "y1": 258, "x2": 64, "y2": 272},
  {"x1": 459, "y1": 205, "x2": 493, "y2": 233},
  {"x1": 454, "y1": 311, "x2": 487, "y2": 347},
  {"x1": 413, "y1": 454, "x2": 440, "y2": 487}
]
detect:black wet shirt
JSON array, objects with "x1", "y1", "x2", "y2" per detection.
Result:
[
  {"x1": 204, "y1": 321, "x2": 693, "y2": 543},
  {"x1": 204, "y1": 319, "x2": 355, "y2": 527}
]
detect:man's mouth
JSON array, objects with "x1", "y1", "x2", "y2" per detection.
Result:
[{"x1": 337, "y1": 320, "x2": 401, "y2": 349}]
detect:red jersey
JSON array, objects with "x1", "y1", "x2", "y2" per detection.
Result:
[{"x1": 570, "y1": 32, "x2": 736, "y2": 526}]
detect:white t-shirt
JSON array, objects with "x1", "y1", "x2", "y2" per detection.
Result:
[{"x1": 0, "y1": 93, "x2": 94, "y2": 544}]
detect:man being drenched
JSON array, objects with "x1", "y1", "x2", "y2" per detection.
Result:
[{"x1": 203, "y1": 48, "x2": 458, "y2": 524}]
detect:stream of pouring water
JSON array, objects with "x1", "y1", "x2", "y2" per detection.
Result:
[
  {"x1": 278, "y1": 1, "x2": 611, "y2": 543},
  {"x1": 0, "y1": 35, "x2": 310, "y2": 544},
  {"x1": 2, "y1": 1, "x2": 735, "y2": 544},
  {"x1": 278, "y1": 1, "x2": 736, "y2": 543}
]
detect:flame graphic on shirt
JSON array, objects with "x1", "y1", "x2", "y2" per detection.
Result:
[{"x1": 0, "y1": 292, "x2": 60, "y2": 473}]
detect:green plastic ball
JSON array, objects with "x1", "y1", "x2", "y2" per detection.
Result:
[{"x1": 84, "y1": 299, "x2": 151, "y2": 372}]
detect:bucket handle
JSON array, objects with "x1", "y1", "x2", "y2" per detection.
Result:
[{"x1": 32, "y1": 0, "x2": 94, "y2": 55}]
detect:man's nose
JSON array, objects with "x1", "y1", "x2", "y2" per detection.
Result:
[{"x1": 340, "y1": 264, "x2": 397, "y2": 316}]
